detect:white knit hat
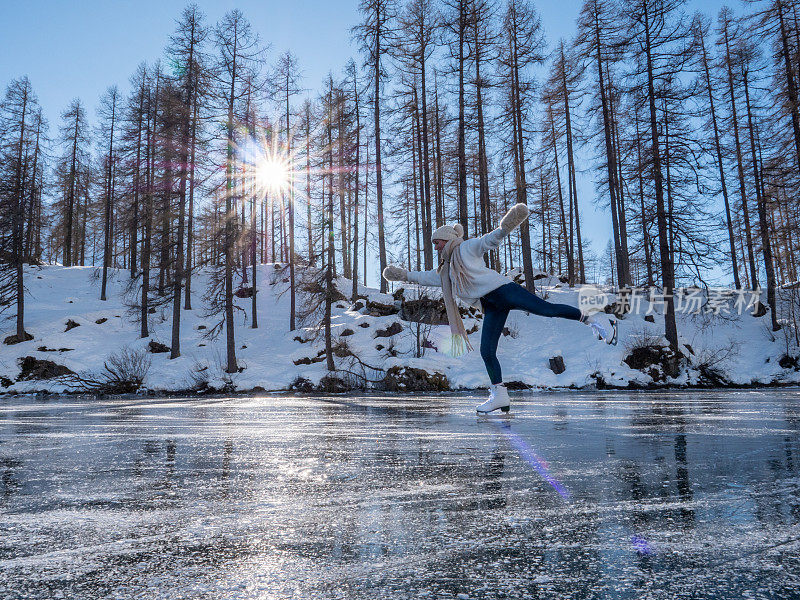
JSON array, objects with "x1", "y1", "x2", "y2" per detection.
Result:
[{"x1": 431, "y1": 223, "x2": 464, "y2": 243}]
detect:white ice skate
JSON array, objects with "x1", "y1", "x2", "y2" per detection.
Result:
[
  {"x1": 582, "y1": 314, "x2": 618, "y2": 345},
  {"x1": 477, "y1": 383, "x2": 511, "y2": 414}
]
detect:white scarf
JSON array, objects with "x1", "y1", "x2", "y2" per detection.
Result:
[{"x1": 438, "y1": 238, "x2": 474, "y2": 356}]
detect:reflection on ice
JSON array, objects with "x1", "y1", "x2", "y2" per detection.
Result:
[{"x1": 0, "y1": 390, "x2": 799, "y2": 599}]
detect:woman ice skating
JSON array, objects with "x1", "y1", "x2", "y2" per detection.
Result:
[{"x1": 382, "y1": 203, "x2": 616, "y2": 414}]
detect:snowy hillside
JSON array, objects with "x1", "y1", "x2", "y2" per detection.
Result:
[{"x1": 1, "y1": 264, "x2": 799, "y2": 394}]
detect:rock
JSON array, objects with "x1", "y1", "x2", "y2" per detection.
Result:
[
  {"x1": 317, "y1": 375, "x2": 353, "y2": 393},
  {"x1": 505, "y1": 380, "x2": 532, "y2": 390},
  {"x1": 375, "y1": 344, "x2": 384, "y2": 351},
  {"x1": 351, "y1": 300, "x2": 365, "y2": 311},
  {"x1": 148, "y1": 340, "x2": 170, "y2": 353},
  {"x1": 234, "y1": 286, "x2": 254, "y2": 298},
  {"x1": 3, "y1": 332, "x2": 33, "y2": 345},
  {"x1": 37, "y1": 346, "x2": 73, "y2": 353},
  {"x1": 65, "y1": 319, "x2": 80, "y2": 332},
  {"x1": 400, "y1": 297, "x2": 448, "y2": 324},
  {"x1": 752, "y1": 301, "x2": 768, "y2": 317},
  {"x1": 779, "y1": 354, "x2": 798, "y2": 369},
  {"x1": 148, "y1": 307, "x2": 156, "y2": 314},
  {"x1": 17, "y1": 356, "x2": 74, "y2": 381},
  {"x1": 95, "y1": 318, "x2": 108, "y2": 324},
  {"x1": 374, "y1": 322, "x2": 403, "y2": 338},
  {"x1": 340, "y1": 328, "x2": 355, "y2": 336},
  {"x1": 333, "y1": 344, "x2": 352, "y2": 358},
  {"x1": 624, "y1": 345, "x2": 683, "y2": 381},
  {"x1": 549, "y1": 355, "x2": 566, "y2": 374},
  {"x1": 293, "y1": 355, "x2": 326, "y2": 366},
  {"x1": 358, "y1": 322, "x2": 370, "y2": 328},
  {"x1": 293, "y1": 335, "x2": 310, "y2": 343},
  {"x1": 644, "y1": 315, "x2": 655, "y2": 323},
  {"x1": 197, "y1": 325, "x2": 207, "y2": 330},
  {"x1": 381, "y1": 366, "x2": 449, "y2": 392},
  {"x1": 290, "y1": 377, "x2": 315, "y2": 392},
  {"x1": 365, "y1": 298, "x2": 399, "y2": 317},
  {"x1": 624, "y1": 345, "x2": 663, "y2": 370}
]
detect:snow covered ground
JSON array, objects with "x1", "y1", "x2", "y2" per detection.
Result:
[{"x1": 0, "y1": 264, "x2": 798, "y2": 394}]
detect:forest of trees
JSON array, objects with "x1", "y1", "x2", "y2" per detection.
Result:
[{"x1": 2, "y1": 0, "x2": 800, "y2": 374}]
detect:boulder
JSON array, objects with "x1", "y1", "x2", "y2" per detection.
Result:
[
  {"x1": 624, "y1": 345, "x2": 683, "y2": 381},
  {"x1": 365, "y1": 298, "x2": 399, "y2": 317},
  {"x1": 317, "y1": 374, "x2": 354, "y2": 393},
  {"x1": 18, "y1": 356, "x2": 74, "y2": 381},
  {"x1": 375, "y1": 322, "x2": 403, "y2": 338},
  {"x1": 148, "y1": 340, "x2": 170, "y2": 353},
  {"x1": 4, "y1": 332, "x2": 33, "y2": 345},
  {"x1": 400, "y1": 297, "x2": 448, "y2": 324},
  {"x1": 549, "y1": 356, "x2": 566, "y2": 375},
  {"x1": 381, "y1": 366, "x2": 449, "y2": 392}
]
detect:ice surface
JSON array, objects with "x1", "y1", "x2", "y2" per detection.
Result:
[{"x1": 1, "y1": 390, "x2": 799, "y2": 598}]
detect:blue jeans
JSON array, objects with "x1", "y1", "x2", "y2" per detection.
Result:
[{"x1": 478, "y1": 282, "x2": 582, "y2": 385}]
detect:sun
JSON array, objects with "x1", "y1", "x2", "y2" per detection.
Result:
[{"x1": 255, "y1": 155, "x2": 289, "y2": 194}]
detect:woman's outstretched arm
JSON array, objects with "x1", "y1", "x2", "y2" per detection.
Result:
[
  {"x1": 383, "y1": 265, "x2": 442, "y2": 288},
  {"x1": 465, "y1": 203, "x2": 531, "y2": 257}
]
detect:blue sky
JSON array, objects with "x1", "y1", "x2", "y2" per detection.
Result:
[{"x1": 1, "y1": 0, "x2": 735, "y2": 284}]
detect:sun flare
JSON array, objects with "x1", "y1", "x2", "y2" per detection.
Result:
[{"x1": 256, "y1": 156, "x2": 289, "y2": 193}]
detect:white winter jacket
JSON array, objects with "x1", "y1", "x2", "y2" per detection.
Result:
[{"x1": 406, "y1": 228, "x2": 511, "y2": 305}]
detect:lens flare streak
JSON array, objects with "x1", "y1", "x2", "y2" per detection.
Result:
[
  {"x1": 494, "y1": 420, "x2": 571, "y2": 500},
  {"x1": 491, "y1": 419, "x2": 655, "y2": 556}
]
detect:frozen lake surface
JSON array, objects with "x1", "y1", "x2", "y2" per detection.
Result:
[{"x1": 1, "y1": 390, "x2": 799, "y2": 599}]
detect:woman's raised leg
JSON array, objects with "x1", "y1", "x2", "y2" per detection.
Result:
[{"x1": 498, "y1": 282, "x2": 582, "y2": 320}]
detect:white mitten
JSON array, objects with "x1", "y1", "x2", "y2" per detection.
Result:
[
  {"x1": 382, "y1": 265, "x2": 408, "y2": 282},
  {"x1": 500, "y1": 203, "x2": 530, "y2": 234}
]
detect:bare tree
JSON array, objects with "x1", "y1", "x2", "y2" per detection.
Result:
[{"x1": 211, "y1": 9, "x2": 266, "y2": 373}]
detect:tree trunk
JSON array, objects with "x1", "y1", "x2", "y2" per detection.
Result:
[
  {"x1": 510, "y1": 17, "x2": 534, "y2": 291},
  {"x1": 351, "y1": 73, "x2": 361, "y2": 300},
  {"x1": 743, "y1": 64, "x2": 779, "y2": 330},
  {"x1": 374, "y1": 4, "x2": 388, "y2": 292},
  {"x1": 12, "y1": 85, "x2": 28, "y2": 339},
  {"x1": 65, "y1": 113, "x2": 79, "y2": 266},
  {"x1": 224, "y1": 31, "x2": 238, "y2": 374},
  {"x1": 776, "y1": 0, "x2": 800, "y2": 171},
  {"x1": 419, "y1": 21, "x2": 433, "y2": 267},
  {"x1": 185, "y1": 95, "x2": 198, "y2": 310},
  {"x1": 100, "y1": 93, "x2": 116, "y2": 302},
  {"x1": 287, "y1": 75, "x2": 296, "y2": 330},
  {"x1": 723, "y1": 23, "x2": 759, "y2": 290},
  {"x1": 643, "y1": 2, "x2": 678, "y2": 350},
  {"x1": 700, "y1": 32, "x2": 740, "y2": 289},
  {"x1": 457, "y1": 0, "x2": 469, "y2": 236}
]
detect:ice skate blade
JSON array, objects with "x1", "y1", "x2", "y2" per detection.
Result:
[
  {"x1": 608, "y1": 319, "x2": 618, "y2": 346},
  {"x1": 476, "y1": 405, "x2": 511, "y2": 414}
]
